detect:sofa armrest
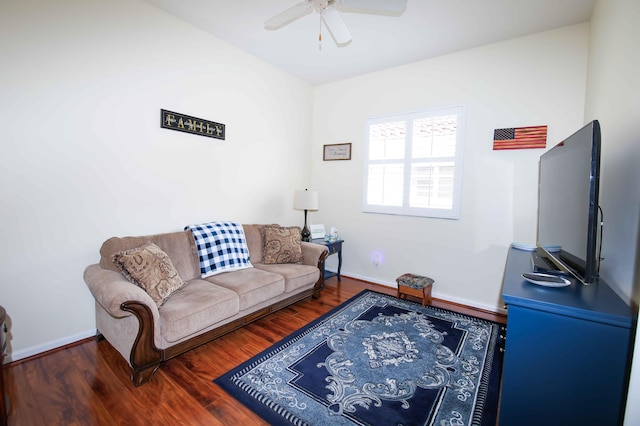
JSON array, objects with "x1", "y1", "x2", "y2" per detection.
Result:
[
  {"x1": 301, "y1": 242, "x2": 329, "y2": 267},
  {"x1": 301, "y1": 242, "x2": 330, "y2": 298},
  {"x1": 83, "y1": 264, "x2": 158, "y2": 319},
  {"x1": 85, "y1": 264, "x2": 164, "y2": 386}
]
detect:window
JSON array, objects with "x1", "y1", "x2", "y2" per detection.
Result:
[{"x1": 363, "y1": 106, "x2": 464, "y2": 219}]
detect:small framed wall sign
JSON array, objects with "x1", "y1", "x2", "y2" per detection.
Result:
[{"x1": 323, "y1": 143, "x2": 351, "y2": 161}]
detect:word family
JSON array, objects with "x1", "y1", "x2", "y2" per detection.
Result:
[{"x1": 161, "y1": 109, "x2": 225, "y2": 140}]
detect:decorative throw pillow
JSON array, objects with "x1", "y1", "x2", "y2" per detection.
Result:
[
  {"x1": 184, "y1": 221, "x2": 253, "y2": 277},
  {"x1": 262, "y1": 225, "x2": 304, "y2": 265},
  {"x1": 112, "y1": 242, "x2": 185, "y2": 307}
]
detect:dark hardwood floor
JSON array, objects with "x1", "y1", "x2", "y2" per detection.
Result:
[{"x1": 4, "y1": 276, "x2": 505, "y2": 425}]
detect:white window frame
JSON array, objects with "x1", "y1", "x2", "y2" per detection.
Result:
[{"x1": 362, "y1": 105, "x2": 465, "y2": 219}]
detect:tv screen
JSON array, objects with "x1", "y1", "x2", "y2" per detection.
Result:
[{"x1": 536, "y1": 120, "x2": 601, "y2": 284}]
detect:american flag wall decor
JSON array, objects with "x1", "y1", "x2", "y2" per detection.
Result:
[{"x1": 493, "y1": 125, "x2": 547, "y2": 150}]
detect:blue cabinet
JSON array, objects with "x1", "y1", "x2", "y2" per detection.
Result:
[{"x1": 499, "y1": 248, "x2": 636, "y2": 426}]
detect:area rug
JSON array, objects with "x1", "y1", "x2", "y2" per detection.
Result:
[{"x1": 215, "y1": 290, "x2": 505, "y2": 426}]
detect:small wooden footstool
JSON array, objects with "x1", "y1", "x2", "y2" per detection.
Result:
[{"x1": 396, "y1": 273, "x2": 434, "y2": 306}]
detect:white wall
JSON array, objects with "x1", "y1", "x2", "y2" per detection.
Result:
[
  {"x1": 311, "y1": 25, "x2": 589, "y2": 311},
  {"x1": 3, "y1": 6, "x2": 636, "y2": 421},
  {"x1": 585, "y1": 0, "x2": 640, "y2": 302},
  {"x1": 0, "y1": 0, "x2": 313, "y2": 361},
  {"x1": 584, "y1": 1, "x2": 640, "y2": 424}
]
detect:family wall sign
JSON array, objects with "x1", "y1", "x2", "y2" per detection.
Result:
[{"x1": 160, "y1": 109, "x2": 225, "y2": 140}]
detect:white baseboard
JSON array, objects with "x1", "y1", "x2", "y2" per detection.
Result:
[
  {"x1": 332, "y1": 270, "x2": 507, "y2": 315},
  {"x1": 4, "y1": 329, "x2": 97, "y2": 364}
]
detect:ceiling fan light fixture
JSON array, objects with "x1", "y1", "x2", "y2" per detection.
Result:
[
  {"x1": 265, "y1": 0, "x2": 406, "y2": 47},
  {"x1": 313, "y1": 0, "x2": 332, "y2": 13}
]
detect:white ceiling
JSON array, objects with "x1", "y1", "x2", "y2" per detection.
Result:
[{"x1": 142, "y1": 0, "x2": 596, "y2": 86}]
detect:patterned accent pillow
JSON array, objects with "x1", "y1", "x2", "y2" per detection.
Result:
[
  {"x1": 185, "y1": 221, "x2": 253, "y2": 277},
  {"x1": 262, "y1": 225, "x2": 304, "y2": 264},
  {"x1": 112, "y1": 242, "x2": 185, "y2": 307}
]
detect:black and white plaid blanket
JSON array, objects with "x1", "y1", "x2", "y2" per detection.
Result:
[{"x1": 184, "y1": 221, "x2": 252, "y2": 277}]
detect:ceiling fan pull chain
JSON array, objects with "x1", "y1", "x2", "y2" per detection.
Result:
[{"x1": 318, "y1": 13, "x2": 323, "y2": 51}]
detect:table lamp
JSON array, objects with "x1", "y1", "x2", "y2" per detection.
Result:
[{"x1": 293, "y1": 189, "x2": 318, "y2": 242}]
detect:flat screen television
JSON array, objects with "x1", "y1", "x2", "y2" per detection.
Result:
[{"x1": 535, "y1": 120, "x2": 601, "y2": 285}]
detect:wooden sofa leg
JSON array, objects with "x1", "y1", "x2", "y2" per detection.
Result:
[
  {"x1": 313, "y1": 276, "x2": 324, "y2": 299},
  {"x1": 131, "y1": 362, "x2": 162, "y2": 387},
  {"x1": 313, "y1": 250, "x2": 330, "y2": 299}
]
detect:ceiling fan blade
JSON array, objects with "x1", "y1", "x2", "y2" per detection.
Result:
[
  {"x1": 265, "y1": 2, "x2": 313, "y2": 30},
  {"x1": 337, "y1": 0, "x2": 408, "y2": 16},
  {"x1": 322, "y1": 6, "x2": 352, "y2": 46}
]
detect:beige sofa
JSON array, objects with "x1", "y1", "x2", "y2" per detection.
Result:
[{"x1": 84, "y1": 224, "x2": 328, "y2": 386}]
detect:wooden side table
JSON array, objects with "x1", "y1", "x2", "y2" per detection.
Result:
[
  {"x1": 312, "y1": 238, "x2": 343, "y2": 281},
  {"x1": 396, "y1": 273, "x2": 434, "y2": 306}
]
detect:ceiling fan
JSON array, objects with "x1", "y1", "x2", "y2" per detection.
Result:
[{"x1": 264, "y1": 0, "x2": 408, "y2": 47}]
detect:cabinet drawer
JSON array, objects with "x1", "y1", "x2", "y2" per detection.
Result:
[{"x1": 499, "y1": 305, "x2": 629, "y2": 425}]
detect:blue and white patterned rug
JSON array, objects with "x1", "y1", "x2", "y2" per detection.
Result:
[{"x1": 215, "y1": 290, "x2": 505, "y2": 426}]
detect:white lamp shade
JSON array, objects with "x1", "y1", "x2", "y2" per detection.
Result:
[{"x1": 293, "y1": 190, "x2": 318, "y2": 211}]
